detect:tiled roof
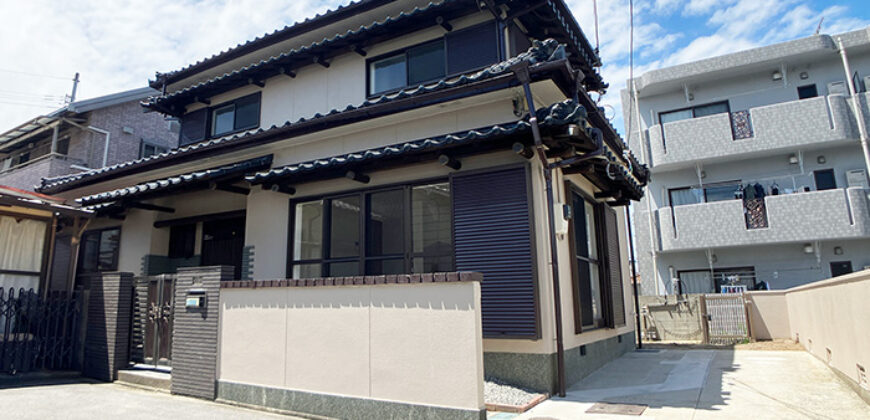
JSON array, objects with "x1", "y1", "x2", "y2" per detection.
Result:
[
  {"x1": 152, "y1": 0, "x2": 391, "y2": 86},
  {"x1": 39, "y1": 39, "x2": 570, "y2": 193},
  {"x1": 247, "y1": 100, "x2": 644, "y2": 195},
  {"x1": 144, "y1": 0, "x2": 468, "y2": 112},
  {"x1": 77, "y1": 155, "x2": 273, "y2": 206}
]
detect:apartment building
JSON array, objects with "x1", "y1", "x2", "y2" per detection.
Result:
[
  {"x1": 0, "y1": 87, "x2": 177, "y2": 190},
  {"x1": 624, "y1": 27, "x2": 870, "y2": 296},
  {"x1": 32, "y1": 1, "x2": 649, "y2": 415}
]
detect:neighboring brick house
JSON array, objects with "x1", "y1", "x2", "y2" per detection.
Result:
[{"x1": 0, "y1": 87, "x2": 177, "y2": 190}]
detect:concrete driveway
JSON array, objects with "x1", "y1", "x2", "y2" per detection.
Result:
[
  {"x1": 518, "y1": 349, "x2": 870, "y2": 419},
  {"x1": 0, "y1": 378, "x2": 303, "y2": 420}
]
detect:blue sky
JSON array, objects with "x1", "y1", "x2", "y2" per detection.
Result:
[{"x1": 0, "y1": 0, "x2": 868, "y2": 133}]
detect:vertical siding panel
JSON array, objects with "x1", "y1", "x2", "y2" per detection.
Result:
[{"x1": 452, "y1": 166, "x2": 538, "y2": 338}]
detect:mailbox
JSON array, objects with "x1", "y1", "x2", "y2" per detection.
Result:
[{"x1": 185, "y1": 288, "x2": 207, "y2": 308}]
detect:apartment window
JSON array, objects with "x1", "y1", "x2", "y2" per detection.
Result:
[
  {"x1": 814, "y1": 169, "x2": 837, "y2": 190},
  {"x1": 140, "y1": 140, "x2": 168, "y2": 159},
  {"x1": 289, "y1": 182, "x2": 453, "y2": 278},
  {"x1": 797, "y1": 84, "x2": 818, "y2": 99},
  {"x1": 668, "y1": 181, "x2": 741, "y2": 207},
  {"x1": 78, "y1": 227, "x2": 121, "y2": 273},
  {"x1": 678, "y1": 267, "x2": 755, "y2": 294},
  {"x1": 367, "y1": 21, "x2": 498, "y2": 95},
  {"x1": 168, "y1": 224, "x2": 196, "y2": 259},
  {"x1": 56, "y1": 137, "x2": 70, "y2": 155},
  {"x1": 569, "y1": 190, "x2": 604, "y2": 329},
  {"x1": 659, "y1": 101, "x2": 730, "y2": 125},
  {"x1": 178, "y1": 92, "x2": 261, "y2": 146}
]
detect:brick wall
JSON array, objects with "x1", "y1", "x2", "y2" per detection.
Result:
[
  {"x1": 82, "y1": 272, "x2": 134, "y2": 382},
  {"x1": 83, "y1": 100, "x2": 178, "y2": 167}
]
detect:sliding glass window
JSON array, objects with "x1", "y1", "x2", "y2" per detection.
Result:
[{"x1": 289, "y1": 182, "x2": 453, "y2": 278}]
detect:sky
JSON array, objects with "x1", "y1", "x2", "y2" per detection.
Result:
[{"x1": 1, "y1": 0, "x2": 869, "y2": 134}]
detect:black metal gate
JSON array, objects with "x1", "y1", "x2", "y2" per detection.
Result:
[{"x1": 0, "y1": 288, "x2": 82, "y2": 374}]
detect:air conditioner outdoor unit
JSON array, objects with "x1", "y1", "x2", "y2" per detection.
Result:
[
  {"x1": 828, "y1": 80, "x2": 848, "y2": 96},
  {"x1": 847, "y1": 169, "x2": 869, "y2": 189}
]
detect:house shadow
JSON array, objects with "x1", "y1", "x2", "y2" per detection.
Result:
[{"x1": 0, "y1": 372, "x2": 95, "y2": 390}]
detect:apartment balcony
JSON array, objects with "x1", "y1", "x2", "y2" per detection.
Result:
[
  {"x1": 0, "y1": 154, "x2": 85, "y2": 191},
  {"x1": 657, "y1": 187, "x2": 870, "y2": 252},
  {"x1": 646, "y1": 95, "x2": 858, "y2": 171}
]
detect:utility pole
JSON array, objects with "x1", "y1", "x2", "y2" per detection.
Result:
[{"x1": 69, "y1": 72, "x2": 80, "y2": 104}]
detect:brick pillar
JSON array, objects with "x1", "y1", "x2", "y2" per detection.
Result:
[
  {"x1": 83, "y1": 272, "x2": 134, "y2": 381},
  {"x1": 170, "y1": 266, "x2": 232, "y2": 399}
]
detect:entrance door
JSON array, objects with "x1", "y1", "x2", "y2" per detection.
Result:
[
  {"x1": 201, "y1": 217, "x2": 245, "y2": 280},
  {"x1": 144, "y1": 274, "x2": 174, "y2": 366}
]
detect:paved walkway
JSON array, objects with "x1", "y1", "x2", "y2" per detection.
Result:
[
  {"x1": 0, "y1": 378, "x2": 303, "y2": 420},
  {"x1": 518, "y1": 349, "x2": 870, "y2": 419}
]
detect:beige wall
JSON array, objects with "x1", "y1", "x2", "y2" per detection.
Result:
[
  {"x1": 744, "y1": 291, "x2": 790, "y2": 340},
  {"x1": 747, "y1": 270, "x2": 870, "y2": 391},
  {"x1": 219, "y1": 281, "x2": 484, "y2": 411}
]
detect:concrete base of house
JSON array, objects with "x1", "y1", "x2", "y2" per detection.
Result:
[
  {"x1": 483, "y1": 331, "x2": 636, "y2": 393},
  {"x1": 216, "y1": 380, "x2": 486, "y2": 420}
]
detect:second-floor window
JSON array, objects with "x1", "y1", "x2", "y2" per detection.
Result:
[
  {"x1": 659, "y1": 101, "x2": 729, "y2": 126},
  {"x1": 178, "y1": 92, "x2": 261, "y2": 146},
  {"x1": 668, "y1": 181, "x2": 741, "y2": 207},
  {"x1": 140, "y1": 140, "x2": 168, "y2": 158},
  {"x1": 367, "y1": 22, "x2": 499, "y2": 96}
]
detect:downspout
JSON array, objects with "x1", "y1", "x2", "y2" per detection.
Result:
[
  {"x1": 837, "y1": 38, "x2": 870, "y2": 182},
  {"x1": 625, "y1": 206, "x2": 643, "y2": 349},
  {"x1": 511, "y1": 61, "x2": 567, "y2": 397},
  {"x1": 633, "y1": 80, "x2": 660, "y2": 295}
]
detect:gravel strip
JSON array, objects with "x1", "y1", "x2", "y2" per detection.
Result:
[{"x1": 484, "y1": 377, "x2": 545, "y2": 407}]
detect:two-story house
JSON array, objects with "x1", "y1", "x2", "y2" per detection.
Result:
[
  {"x1": 623, "y1": 27, "x2": 870, "y2": 296},
  {"x1": 0, "y1": 87, "x2": 177, "y2": 190},
  {"x1": 36, "y1": 0, "x2": 647, "y2": 408}
]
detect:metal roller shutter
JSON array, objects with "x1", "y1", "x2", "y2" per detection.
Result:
[{"x1": 451, "y1": 166, "x2": 539, "y2": 338}]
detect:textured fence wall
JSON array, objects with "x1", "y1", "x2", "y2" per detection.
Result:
[
  {"x1": 218, "y1": 273, "x2": 485, "y2": 420},
  {"x1": 638, "y1": 294, "x2": 705, "y2": 342},
  {"x1": 82, "y1": 272, "x2": 133, "y2": 381},
  {"x1": 169, "y1": 266, "x2": 230, "y2": 399}
]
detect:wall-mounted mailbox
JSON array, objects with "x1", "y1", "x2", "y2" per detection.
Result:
[{"x1": 186, "y1": 288, "x2": 207, "y2": 309}]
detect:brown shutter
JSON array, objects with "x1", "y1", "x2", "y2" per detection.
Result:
[{"x1": 602, "y1": 205, "x2": 626, "y2": 327}]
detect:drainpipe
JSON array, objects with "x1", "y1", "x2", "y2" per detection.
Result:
[
  {"x1": 511, "y1": 61, "x2": 567, "y2": 397},
  {"x1": 633, "y1": 80, "x2": 660, "y2": 295},
  {"x1": 625, "y1": 206, "x2": 643, "y2": 349},
  {"x1": 837, "y1": 38, "x2": 870, "y2": 183}
]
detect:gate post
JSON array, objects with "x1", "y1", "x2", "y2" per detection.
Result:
[
  {"x1": 699, "y1": 295, "x2": 710, "y2": 345},
  {"x1": 170, "y1": 266, "x2": 232, "y2": 399},
  {"x1": 82, "y1": 272, "x2": 134, "y2": 381}
]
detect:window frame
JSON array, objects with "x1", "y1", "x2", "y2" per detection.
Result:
[
  {"x1": 658, "y1": 101, "x2": 731, "y2": 127},
  {"x1": 797, "y1": 84, "x2": 818, "y2": 99},
  {"x1": 179, "y1": 92, "x2": 261, "y2": 146},
  {"x1": 365, "y1": 21, "x2": 502, "y2": 97},
  {"x1": 139, "y1": 139, "x2": 168, "y2": 159},
  {"x1": 566, "y1": 183, "x2": 608, "y2": 333},
  {"x1": 667, "y1": 180, "x2": 742, "y2": 207},
  {"x1": 286, "y1": 177, "x2": 454, "y2": 278},
  {"x1": 677, "y1": 266, "x2": 756, "y2": 294},
  {"x1": 78, "y1": 227, "x2": 121, "y2": 273}
]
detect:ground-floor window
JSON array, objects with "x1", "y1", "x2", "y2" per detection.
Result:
[
  {"x1": 78, "y1": 227, "x2": 120, "y2": 273},
  {"x1": 289, "y1": 181, "x2": 453, "y2": 278},
  {"x1": 569, "y1": 188, "x2": 605, "y2": 330}
]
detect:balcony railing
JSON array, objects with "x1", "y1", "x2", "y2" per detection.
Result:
[
  {"x1": 657, "y1": 187, "x2": 870, "y2": 252},
  {"x1": 645, "y1": 95, "x2": 858, "y2": 170}
]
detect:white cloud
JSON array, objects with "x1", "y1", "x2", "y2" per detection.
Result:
[{"x1": 0, "y1": 0, "x2": 341, "y2": 131}]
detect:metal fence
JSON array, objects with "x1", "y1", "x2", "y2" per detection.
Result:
[
  {"x1": 702, "y1": 293, "x2": 750, "y2": 344},
  {"x1": 0, "y1": 288, "x2": 83, "y2": 374}
]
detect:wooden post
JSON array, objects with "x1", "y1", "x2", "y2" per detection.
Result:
[{"x1": 699, "y1": 295, "x2": 710, "y2": 344}]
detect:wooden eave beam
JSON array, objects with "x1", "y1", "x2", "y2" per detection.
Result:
[
  {"x1": 263, "y1": 183, "x2": 296, "y2": 195},
  {"x1": 279, "y1": 67, "x2": 296, "y2": 78},
  {"x1": 435, "y1": 16, "x2": 453, "y2": 31},
  {"x1": 125, "y1": 201, "x2": 175, "y2": 213},
  {"x1": 209, "y1": 182, "x2": 250, "y2": 195}
]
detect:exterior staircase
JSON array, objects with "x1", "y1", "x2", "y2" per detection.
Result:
[{"x1": 116, "y1": 368, "x2": 171, "y2": 393}]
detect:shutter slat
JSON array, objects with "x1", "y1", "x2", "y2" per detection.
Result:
[
  {"x1": 603, "y1": 206, "x2": 626, "y2": 327},
  {"x1": 452, "y1": 166, "x2": 538, "y2": 338}
]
